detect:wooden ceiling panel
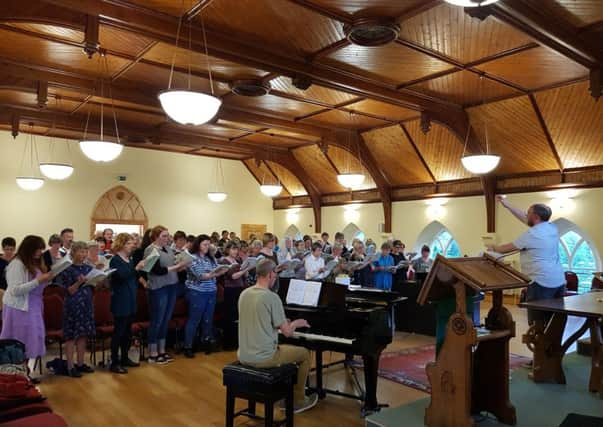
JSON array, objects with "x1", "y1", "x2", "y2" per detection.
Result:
[
  {"x1": 325, "y1": 145, "x2": 376, "y2": 190},
  {"x1": 467, "y1": 96, "x2": 559, "y2": 174},
  {"x1": 142, "y1": 42, "x2": 268, "y2": 80},
  {"x1": 79, "y1": 103, "x2": 166, "y2": 127},
  {"x1": 195, "y1": 124, "x2": 249, "y2": 139},
  {"x1": 145, "y1": 143, "x2": 191, "y2": 153},
  {"x1": 536, "y1": 0, "x2": 603, "y2": 27},
  {"x1": 99, "y1": 25, "x2": 155, "y2": 57},
  {"x1": 303, "y1": 109, "x2": 389, "y2": 129},
  {"x1": 201, "y1": 0, "x2": 343, "y2": 56},
  {"x1": 236, "y1": 133, "x2": 303, "y2": 147},
  {"x1": 0, "y1": 89, "x2": 38, "y2": 106},
  {"x1": 404, "y1": 120, "x2": 471, "y2": 181},
  {"x1": 215, "y1": 119, "x2": 266, "y2": 132},
  {"x1": 399, "y1": 4, "x2": 534, "y2": 63},
  {"x1": 226, "y1": 94, "x2": 324, "y2": 118},
  {"x1": 117, "y1": 62, "x2": 231, "y2": 94},
  {"x1": 261, "y1": 128, "x2": 320, "y2": 143},
  {"x1": 362, "y1": 125, "x2": 433, "y2": 185},
  {"x1": 475, "y1": 46, "x2": 589, "y2": 90},
  {"x1": 3, "y1": 23, "x2": 84, "y2": 43},
  {"x1": 243, "y1": 158, "x2": 290, "y2": 197},
  {"x1": 0, "y1": 29, "x2": 128, "y2": 77},
  {"x1": 292, "y1": 145, "x2": 346, "y2": 193},
  {"x1": 407, "y1": 70, "x2": 522, "y2": 106},
  {"x1": 346, "y1": 99, "x2": 419, "y2": 121},
  {"x1": 269, "y1": 76, "x2": 358, "y2": 106},
  {"x1": 122, "y1": 0, "x2": 187, "y2": 16},
  {"x1": 307, "y1": 0, "x2": 429, "y2": 18},
  {"x1": 535, "y1": 81, "x2": 603, "y2": 168},
  {"x1": 322, "y1": 43, "x2": 454, "y2": 85},
  {"x1": 265, "y1": 161, "x2": 308, "y2": 196}
]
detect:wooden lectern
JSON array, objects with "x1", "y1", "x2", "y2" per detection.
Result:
[{"x1": 417, "y1": 254, "x2": 531, "y2": 427}]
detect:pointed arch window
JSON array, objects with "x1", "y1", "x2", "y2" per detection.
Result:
[
  {"x1": 430, "y1": 229, "x2": 462, "y2": 259},
  {"x1": 558, "y1": 230, "x2": 598, "y2": 293}
]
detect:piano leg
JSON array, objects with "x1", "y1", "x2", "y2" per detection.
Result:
[
  {"x1": 315, "y1": 350, "x2": 326, "y2": 399},
  {"x1": 361, "y1": 353, "x2": 388, "y2": 417}
]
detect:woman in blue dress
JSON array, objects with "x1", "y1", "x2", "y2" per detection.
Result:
[
  {"x1": 372, "y1": 242, "x2": 394, "y2": 291},
  {"x1": 55, "y1": 241, "x2": 95, "y2": 377}
]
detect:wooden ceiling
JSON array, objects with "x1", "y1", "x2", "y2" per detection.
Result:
[{"x1": 0, "y1": 0, "x2": 601, "y2": 230}]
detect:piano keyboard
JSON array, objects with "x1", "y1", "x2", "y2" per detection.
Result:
[{"x1": 290, "y1": 331, "x2": 355, "y2": 345}]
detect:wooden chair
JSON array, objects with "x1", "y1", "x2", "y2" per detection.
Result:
[{"x1": 564, "y1": 271, "x2": 579, "y2": 296}]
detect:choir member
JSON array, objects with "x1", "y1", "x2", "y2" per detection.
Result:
[
  {"x1": 303, "y1": 235, "x2": 312, "y2": 251},
  {"x1": 86, "y1": 240, "x2": 108, "y2": 270},
  {"x1": 350, "y1": 241, "x2": 373, "y2": 286},
  {"x1": 0, "y1": 237, "x2": 16, "y2": 290},
  {"x1": 109, "y1": 233, "x2": 145, "y2": 374},
  {"x1": 42, "y1": 234, "x2": 63, "y2": 269},
  {"x1": 1, "y1": 236, "x2": 54, "y2": 374},
  {"x1": 144, "y1": 226, "x2": 187, "y2": 364},
  {"x1": 372, "y1": 242, "x2": 394, "y2": 291},
  {"x1": 183, "y1": 234, "x2": 227, "y2": 358},
  {"x1": 411, "y1": 245, "x2": 433, "y2": 274},
  {"x1": 54, "y1": 241, "x2": 96, "y2": 377},
  {"x1": 321, "y1": 232, "x2": 331, "y2": 254},
  {"x1": 103, "y1": 228, "x2": 114, "y2": 252},
  {"x1": 59, "y1": 228, "x2": 74, "y2": 256},
  {"x1": 304, "y1": 242, "x2": 325, "y2": 280},
  {"x1": 391, "y1": 240, "x2": 408, "y2": 284}
]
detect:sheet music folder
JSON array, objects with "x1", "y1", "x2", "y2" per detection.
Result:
[
  {"x1": 279, "y1": 278, "x2": 347, "y2": 309},
  {"x1": 286, "y1": 279, "x2": 322, "y2": 307}
]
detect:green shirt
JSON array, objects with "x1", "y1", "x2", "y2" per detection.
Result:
[{"x1": 237, "y1": 286, "x2": 287, "y2": 364}]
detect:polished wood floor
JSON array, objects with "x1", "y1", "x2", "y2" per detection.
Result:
[{"x1": 37, "y1": 300, "x2": 585, "y2": 427}]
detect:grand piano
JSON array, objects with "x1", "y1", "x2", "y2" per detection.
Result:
[{"x1": 277, "y1": 278, "x2": 405, "y2": 416}]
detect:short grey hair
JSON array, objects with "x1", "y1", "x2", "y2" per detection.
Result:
[
  {"x1": 256, "y1": 258, "x2": 276, "y2": 277},
  {"x1": 531, "y1": 203, "x2": 552, "y2": 222},
  {"x1": 332, "y1": 242, "x2": 343, "y2": 252},
  {"x1": 250, "y1": 239, "x2": 263, "y2": 249},
  {"x1": 71, "y1": 241, "x2": 89, "y2": 253}
]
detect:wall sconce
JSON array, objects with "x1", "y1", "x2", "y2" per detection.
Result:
[
  {"x1": 286, "y1": 208, "x2": 299, "y2": 224},
  {"x1": 425, "y1": 197, "x2": 447, "y2": 219},
  {"x1": 343, "y1": 204, "x2": 360, "y2": 223},
  {"x1": 548, "y1": 189, "x2": 577, "y2": 214}
]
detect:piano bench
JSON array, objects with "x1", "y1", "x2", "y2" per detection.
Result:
[{"x1": 223, "y1": 362, "x2": 297, "y2": 427}]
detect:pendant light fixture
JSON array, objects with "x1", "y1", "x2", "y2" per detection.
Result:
[
  {"x1": 79, "y1": 55, "x2": 123, "y2": 162},
  {"x1": 259, "y1": 158, "x2": 282, "y2": 197},
  {"x1": 207, "y1": 158, "x2": 228, "y2": 202},
  {"x1": 16, "y1": 125, "x2": 45, "y2": 191},
  {"x1": 443, "y1": 0, "x2": 501, "y2": 6},
  {"x1": 461, "y1": 75, "x2": 500, "y2": 174},
  {"x1": 159, "y1": 5, "x2": 221, "y2": 125},
  {"x1": 40, "y1": 101, "x2": 74, "y2": 180},
  {"x1": 337, "y1": 112, "x2": 365, "y2": 189}
]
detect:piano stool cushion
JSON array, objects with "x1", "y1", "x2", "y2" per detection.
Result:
[{"x1": 223, "y1": 362, "x2": 297, "y2": 388}]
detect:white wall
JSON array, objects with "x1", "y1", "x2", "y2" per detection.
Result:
[
  {"x1": 273, "y1": 188, "x2": 603, "y2": 266},
  {"x1": 0, "y1": 131, "x2": 273, "y2": 242}
]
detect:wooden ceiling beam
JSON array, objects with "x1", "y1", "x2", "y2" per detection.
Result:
[
  {"x1": 285, "y1": 0, "x2": 352, "y2": 24},
  {"x1": 528, "y1": 93, "x2": 563, "y2": 172},
  {"x1": 399, "y1": 124, "x2": 436, "y2": 183},
  {"x1": 489, "y1": 0, "x2": 602, "y2": 69},
  {"x1": 262, "y1": 160, "x2": 293, "y2": 197}
]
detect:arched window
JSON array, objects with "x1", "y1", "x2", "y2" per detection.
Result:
[
  {"x1": 430, "y1": 229, "x2": 462, "y2": 259},
  {"x1": 284, "y1": 224, "x2": 302, "y2": 241},
  {"x1": 556, "y1": 225, "x2": 599, "y2": 293},
  {"x1": 342, "y1": 223, "x2": 365, "y2": 245},
  {"x1": 415, "y1": 221, "x2": 461, "y2": 260}
]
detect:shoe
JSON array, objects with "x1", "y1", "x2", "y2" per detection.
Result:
[
  {"x1": 202, "y1": 339, "x2": 217, "y2": 355},
  {"x1": 183, "y1": 348, "x2": 195, "y2": 359},
  {"x1": 68, "y1": 367, "x2": 82, "y2": 378},
  {"x1": 77, "y1": 364, "x2": 95, "y2": 374},
  {"x1": 121, "y1": 359, "x2": 140, "y2": 368},
  {"x1": 110, "y1": 364, "x2": 128, "y2": 374},
  {"x1": 147, "y1": 356, "x2": 167, "y2": 365},
  {"x1": 293, "y1": 394, "x2": 318, "y2": 414},
  {"x1": 155, "y1": 355, "x2": 169, "y2": 365},
  {"x1": 160, "y1": 353, "x2": 174, "y2": 363}
]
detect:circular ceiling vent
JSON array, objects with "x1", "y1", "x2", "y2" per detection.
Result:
[
  {"x1": 344, "y1": 19, "x2": 400, "y2": 47},
  {"x1": 230, "y1": 79, "x2": 271, "y2": 97}
]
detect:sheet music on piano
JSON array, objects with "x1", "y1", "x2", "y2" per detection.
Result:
[{"x1": 286, "y1": 279, "x2": 322, "y2": 307}]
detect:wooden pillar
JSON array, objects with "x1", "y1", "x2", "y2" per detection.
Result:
[
  {"x1": 83, "y1": 15, "x2": 100, "y2": 58},
  {"x1": 482, "y1": 175, "x2": 496, "y2": 233},
  {"x1": 36, "y1": 80, "x2": 48, "y2": 108}
]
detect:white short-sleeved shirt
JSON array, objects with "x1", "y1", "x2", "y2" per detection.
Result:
[{"x1": 513, "y1": 222, "x2": 565, "y2": 288}]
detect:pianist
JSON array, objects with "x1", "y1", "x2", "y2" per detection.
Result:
[{"x1": 237, "y1": 259, "x2": 318, "y2": 414}]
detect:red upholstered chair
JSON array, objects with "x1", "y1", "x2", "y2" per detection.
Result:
[
  {"x1": 131, "y1": 287, "x2": 150, "y2": 359},
  {"x1": 0, "y1": 412, "x2": 68, "y2": 427},
  {"x1": 169, "y1": 297, "x2": 188, "y2": 350},
  {"x1": 43, "y1": 295, "x2": 64, "y2": 362},
  {"x1": 564, "y1": 271, "x2": 579, "y2": 296},
  {"x1": 43, "y1": 285, "x2": 64, "y2": 301},
  {"x1": 592, "y1": 273, "x2": 603, "y2": 290},
  {"x1": 93, "y1": 289, "x2": 114, "y2": 367},
  {"x1": 0, "y1": 402, "x2": 53, "y2": 424}
]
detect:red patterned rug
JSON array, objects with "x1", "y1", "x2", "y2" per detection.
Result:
[{"x1": 352, "y1": 344, "x2": 531, "y2": 393}]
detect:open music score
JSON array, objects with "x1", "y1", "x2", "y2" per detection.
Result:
[{"x1": 286, "y1": 279, "x2": 322, "y2": 307}]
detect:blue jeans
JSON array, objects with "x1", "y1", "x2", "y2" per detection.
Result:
[
  {"x1": 184, "y1": 289, "x2": 216, "y2": 349},
  {"x1": 526, "y1": 282, "x2": 566, "y2": 324},
  {"x1": 147, "y1": 284, "x2": 178, "y2": 350}
]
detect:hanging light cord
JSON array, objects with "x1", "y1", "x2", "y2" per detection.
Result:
[
  {"x1": 168, "y1": 0, "x2": 186, "y2": 90},
  {"x1": 200, "y1": 13, "x2": 215, "y2": 96}
]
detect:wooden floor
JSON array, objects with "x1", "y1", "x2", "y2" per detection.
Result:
[{"x1": 37, "y1": 300, "x2": 585, "y2": 427}]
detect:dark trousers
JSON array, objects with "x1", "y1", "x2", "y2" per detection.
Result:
[
  {"x1": 223, "y1": 287, "x2": 244, "y2": 349},
  {"x1": 111, "y1": 315, "x2": 134, "y2": 365},
  {"x1": 526, "y1": 282, "x2": 566, "y2": 325},
  {"x1": 184, "y1": 290, "x2": 216, "y2": 348}
]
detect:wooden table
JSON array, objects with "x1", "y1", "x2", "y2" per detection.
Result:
[{"x1": 520, "y1": 292, "x2": 603, "y2": 397}]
